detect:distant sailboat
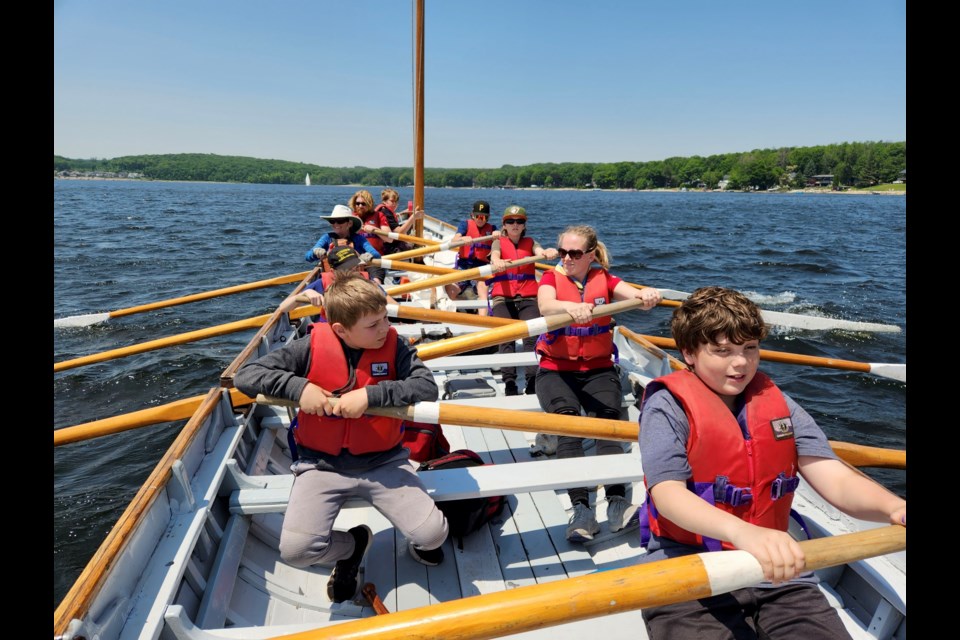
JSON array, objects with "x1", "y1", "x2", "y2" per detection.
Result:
[{"x1": 305, "y1": 173, "x2": 311, "y2": 186}]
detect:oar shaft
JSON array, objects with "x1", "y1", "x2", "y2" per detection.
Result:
[
  {"x1": 269, "y1": 526, "x2": 905, "y2": 640},
  {"x1": 53, "y1": 389, "x2": 255, "y2": 446},
  {"x1": 384, "y1": 233, "x2": 496, "y2": 261},
  {"x1": 828, "y1": 440, "x2": 906, "y2": 469},
  {"x1": 254, "y1": 395, "x2": 905, "y2": 468},
  {"x1": 415, "y1": 298, "x2": 644, "y2": 361},
  {"x1": 372, "y1": 259, "x2": 456, "y2": 276},
  {"x1": 54, "y1": 313, "x2": 271, "y2": 372},
  {"x1": 386, "y1": 304, "x2": 513, "y2": 329},
  {"x1": 370, "y1": 228, "x2": 440, "y2": 245},
  {"x1": 107, "y1": 271, "x2": 311, "y2": 318},
  {"x1": 385, "y1": 255, "x2": 540, "y2": 297},
  {"x1": 634, "y1": 334, "x2": 885, "y2": 376}
]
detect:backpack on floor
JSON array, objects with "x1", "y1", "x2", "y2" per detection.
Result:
[
  {"x1": 401, "y1": 421, "x2": 450, "y2": 463},
  {"x1": 417, "y1": 449, "x2": 506, "y2": 545}
]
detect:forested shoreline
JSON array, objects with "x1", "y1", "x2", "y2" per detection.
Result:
[{"x1": 54, "y1": 140, "x2": 905, "y2": 191}]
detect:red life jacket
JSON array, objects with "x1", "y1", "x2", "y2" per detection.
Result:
[
  {"x1": 359, "y1": 210, "x2": 388, "y2": 253},
  {"x1": 642, "y1": 370, "x2": 799, "y2": 551},
  {"x1": 489, "y1": 236, "x2": 538, "y2": 298},
  {"x1": 293, "y1": 323, "x2": 403, "y2": 455},
  {"x1": 375, "y1": 203, "x2": 400, "y2": 230},
  {"x1": 458, "y1": 218, "x2": 494, "y2": 261},
  {"x1": 535, "y1": 267, "x2": 613, "y2": 362}
]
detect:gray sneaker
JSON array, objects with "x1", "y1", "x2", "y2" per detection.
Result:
[
  {"x1": 529, "y1": 433, "x2": 559, "y2": 457},
  {"x1": 606, "y1": 496, "x2": 640, "y2": 533},
  {"x1": 566, "y1": 502, "x2": 600, "y2": 542}
]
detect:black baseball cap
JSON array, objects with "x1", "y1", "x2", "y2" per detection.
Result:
[
  {"x1": 472, "y1": 201, "x2": 491, "y2": 216},
  {"x1": 328, "y1": 246, "x2": 362, "y2": 271}
]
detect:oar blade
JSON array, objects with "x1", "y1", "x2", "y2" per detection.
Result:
[
  {"x1": 870, "y1": 363, "x2": 906, "y2": 383},
  {"x1": 760, "y1": 309, "x2": 901, "y2": 333},
  {"x1": 54, "y1": 312, "x2": 111, "y2": 328},
  {"x1": 656, "y1": 288, "x2": 901, "y2": 333}
]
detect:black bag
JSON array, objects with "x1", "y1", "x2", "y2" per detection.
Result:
[
  {"x1": 442, "y1": 376, "x2": 497, "y2": 400},
  {"x1": 418, "y1": 449, "x2": 506, "y2": 544}
]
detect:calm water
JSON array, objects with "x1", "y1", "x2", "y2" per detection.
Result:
[{"x1": 53, "y1": 180, "x2": 906, "y2": 606}]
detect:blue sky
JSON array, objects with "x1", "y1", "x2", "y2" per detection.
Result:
[{"x1": 54, "y1": 0, "x2": 906, "y2": 169}]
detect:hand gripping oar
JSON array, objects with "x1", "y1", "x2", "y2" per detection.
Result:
[
  {"x1": 382, "y1": 233, "x2": 497, "y2": 262},
  {"x1": 254, "y1": 395, "x2": 905, "y2": 470},
  {"x1": 266, "y1": 525, "x2": 905, "y2": 640},
  {"x1": 53, "y1": 269, "x2": 315, "y2": 328},
  {"x1": 383, "y1": 254, "x2": 542, "y2": 298}
]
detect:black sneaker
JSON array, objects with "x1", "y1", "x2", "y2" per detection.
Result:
[
  {"x1": 408, "y1": 541, "x2": 444, "y2": 566},
  {"x1": 327, "y1": 525, "x2": 373, "y2": 603},
  {"x1": 504, "y1": 380, "x2": 519, "y2": 396},
  {"x1": 524, "y1": 377, "x2": 536, "y2": 395}
]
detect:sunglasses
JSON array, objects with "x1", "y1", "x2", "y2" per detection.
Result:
[
  {"x1": 557, "y1": 248, "x2": 590, "y2": 260},
  {"x1": 503, "y1": 219, "x2": 525, "y2": 225},
  {"x1": 331, "y1": 219, "x2": 353, "y2": 225},
  {"x1": 354, "y1": 202, "x2": 368, "y2": 207}
]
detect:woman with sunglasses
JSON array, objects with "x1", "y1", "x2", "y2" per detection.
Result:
[
  {"x1": 535, "y1": 224, "x2": 662, "y2": 543},
  {"x1": 349, "y1": 189, "x2": 389, "y2": 284},
  {"x1": 305, "y1": 204, "x2": 381, "y2": 269},
  {"x1": 444, "y1": 200, "x2": 500, "y2": 316},
  {"x1": 487, "y1": 205, "x2": 558, "y2": 396}
]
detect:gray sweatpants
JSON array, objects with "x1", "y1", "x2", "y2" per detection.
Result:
[{"x1": 279, "y1": 458, "x2": 448, "y2": 568}]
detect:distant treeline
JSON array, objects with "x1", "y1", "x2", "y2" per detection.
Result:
[{"x1": 54, "y1": 141, "x2": 905, "y2": 190}]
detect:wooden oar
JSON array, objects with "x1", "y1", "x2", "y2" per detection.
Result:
[
  {"x1": 383, "y1": 233, "x2": 496, "y2": 262},
  {"x1": 53, "y1": 388, "x2": 255, "y2": 447},
  {"x1": 653, "y1": 286, "x2": 901, "y2": 334},
  {"x1": 384, "y1": 255, "x2": 542, "y2": 298},
  {"x1": 258, "y1": 396, "x2": 638, "y2": 442},
  {"x1": 529, "y1": 262, "x2": 902, "y2": 334},
  {"x1": 370, "y1": 228, "x2": 439, "y2": 246},
  {"x1": 415, "y1": 298, "x2": 646, "y2": 361},
  {"x1": 255, "y1": 396, "x2": 905, "y2": 470},
  {"x1": 626, "y1": 333, "x2": 906, "y2": 383},
  {"x1": 53, "y1": 303, "x2": 320, "y2": 373},
  {"x1": 268, "y1": 525, "x2": 905, "y2": 640},
  {"x1": 827, "y1": 441, "x2": 907, "y2": 469},
  {"x1": 372, "y1": 258, "x2": 456, "y2": 276},
  {"x1": 53, "y1": 270, "x2": 313, "y2": 328},
  {"x1": 385, "y1": 303, "x2": 512, "y2": 329}
]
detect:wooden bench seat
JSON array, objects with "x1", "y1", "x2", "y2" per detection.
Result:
[{"x1": 227, "y1": 453, "x2": 645, "y2": 515}]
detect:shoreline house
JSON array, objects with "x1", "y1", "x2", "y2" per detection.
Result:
[{"x1": 807, "y1": 174, "x2": 834, "y2": 187}]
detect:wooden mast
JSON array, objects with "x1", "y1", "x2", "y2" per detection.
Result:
[{"x1": 413, "y1": 0, "x2": 425, "y2": 238}]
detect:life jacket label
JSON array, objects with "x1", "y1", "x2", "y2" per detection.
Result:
[
  {"x1": 769, "y1": 417, "x2": 795, "y2": 440},
  {"x1": 371, "y1": 362, "x2": 390, "y2": 376}
]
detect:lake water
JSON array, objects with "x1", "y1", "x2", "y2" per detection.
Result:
[{"x1": 53, "y1": 180, "x2": 906, "y2": 607}]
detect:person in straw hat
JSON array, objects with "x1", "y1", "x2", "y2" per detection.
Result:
[{"x1": 304, "y1": 204, "x2": 381, "y2": 278}]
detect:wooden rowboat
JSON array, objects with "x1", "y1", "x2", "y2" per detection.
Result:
[
  {"x1": 53, "y1": 4, "x2": 904, "y2": 637},
  {"x1": 53, "y1": 215, "x2": 905, "y2": 640}
]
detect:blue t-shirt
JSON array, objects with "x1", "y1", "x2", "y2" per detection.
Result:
[{"x1": 304, "y1": 233, "x2": 381, "y2": 263}]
